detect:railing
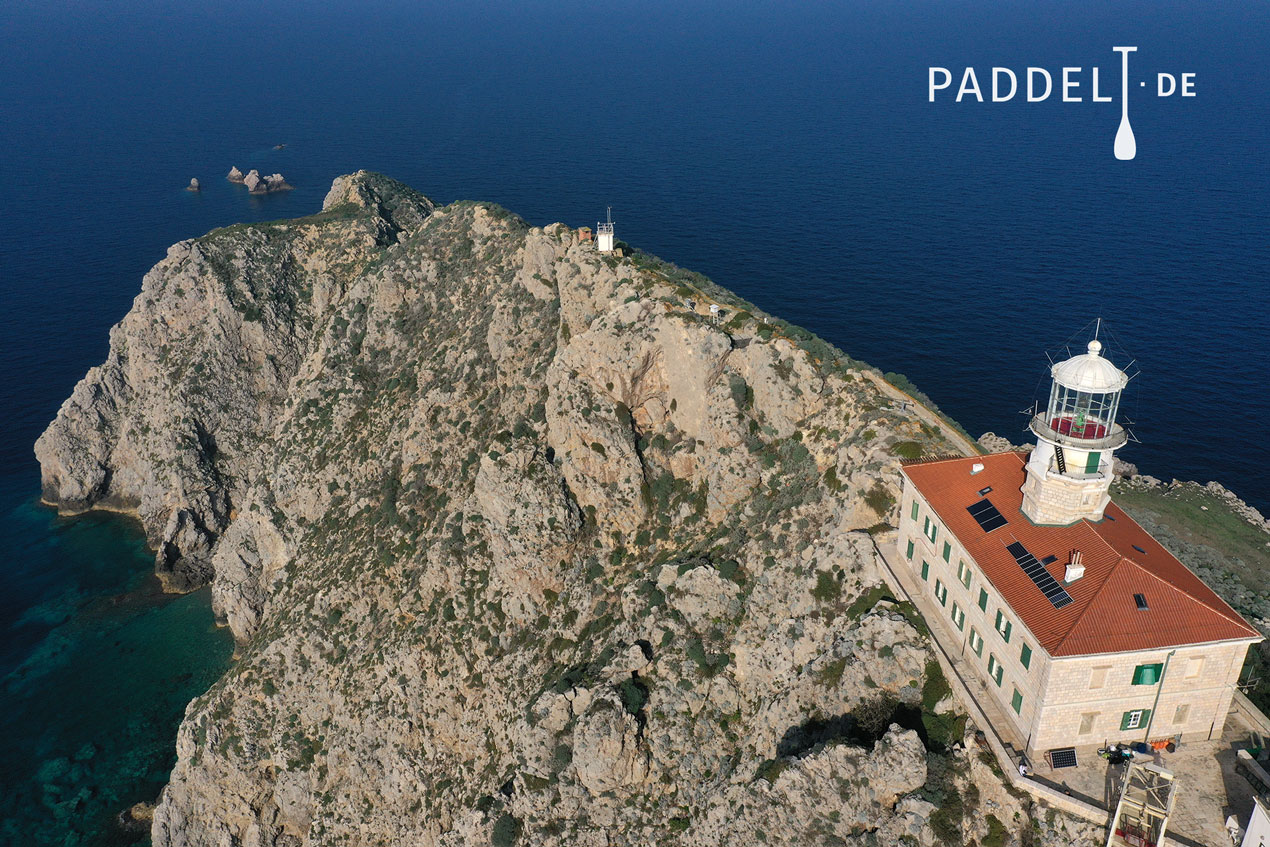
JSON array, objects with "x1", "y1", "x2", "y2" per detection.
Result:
[{"x1": 1031, "y1": 415, "x2": 1128, "y2": 451}]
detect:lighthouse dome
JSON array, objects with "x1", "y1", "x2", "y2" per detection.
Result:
[{"x1": 1051, "y1": 340, "x2": 1129, "y2": 393}]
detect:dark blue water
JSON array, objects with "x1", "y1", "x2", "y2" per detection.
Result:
[{"x1": 0, "y1": 0, "x2": 1266, "y2": 842}]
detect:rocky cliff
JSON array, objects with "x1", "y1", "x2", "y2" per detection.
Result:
[{"x1": 37, "y1": 173, "x2": 1093, "y2": 847}]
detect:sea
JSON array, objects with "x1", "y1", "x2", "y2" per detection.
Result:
[{"x1": 0, "y1": 0, "x2": 1266, "y2": 843}]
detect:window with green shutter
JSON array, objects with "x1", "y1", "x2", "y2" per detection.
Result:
[
  {"x1": 1132, "y1": 663, "x2": 1164, "y2": 685},
  {"x1": 957, "y1": 560, "x2": 972, "y2": 588},
  {"x1": 1085, "y1": 451, "x2": 1102, "y2": 474},
  {"x1": 1120, "y1": 709, "x2": 1150, "y2": 731},
  {"x1": 934, "y1": 579, "x2": 948, "y2": 606},
  {"x1": 911, "y1": 500, "x2": 919, "y2": 520},
  {"x1": 978, "y1": 588, "x2": 988, "y2": 611},
  {"x1": 969, "y1": 628, "x2": 984, "y2": 657},
  {"x1": 1011, "y1": 688, "x2": 1023, "y2": 714},
  {"x1": 995, "y1": 610, "x2": 1012, "y2": 643},
  {"x1": 951, "y1": 602, "x2": 965, "y2": 631},
  {"x1": 921, "y1": 561, "x2": 929, "y2": 581},
  {"x1": 942, "y1": 541, "x2": 951, "y2": 562},
  {"x1": 988, "y1": 654, "x2": 1003, "y2": 686},
  {"x1": 923, "y1": 516, "x2": 937, "y2": 543},
  {"x1": 1020, "y1": 643, "x2": 1032, "y2": 670},
  {"x1": 906, "y1": 539, "x2": 915, "y2": 560}
]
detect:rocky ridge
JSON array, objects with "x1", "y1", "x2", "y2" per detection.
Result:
[{"x1": 38, "y1": 173, "x2": 1093, "y2": 847}]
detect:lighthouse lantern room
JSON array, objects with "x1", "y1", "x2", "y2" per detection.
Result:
[{"x1": 1021, "y1": 338, "x2": 1130, "y2": 525}]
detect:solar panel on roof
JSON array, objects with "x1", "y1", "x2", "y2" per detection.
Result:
[
  {"x1": 1006, "y1": 541, "x2": 1074, "y2": 609},
  {"x1": 967, "y1": 499, "x2": 1008, "y2": 532}
]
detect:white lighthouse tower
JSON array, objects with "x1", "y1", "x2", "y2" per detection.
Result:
[
  {"x1": 1020, "y1": 335, "x2": 1130, "y2": 525},
  {"x1": 597, "y1": 206, "x2": 615, "y2": 253}
]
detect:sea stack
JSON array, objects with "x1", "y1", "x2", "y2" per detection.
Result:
[
  {"x1": 227, "y1": 166, "x2": 245, "y2": 183},
  {"x1": 243, "y1": 170, "x2": 293, "y2": 194},
  {"x1": 186, "y1": 178, "x2": 200, "y2": 192}
]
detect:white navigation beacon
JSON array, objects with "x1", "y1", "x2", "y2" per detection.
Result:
[
  {"x1": 597, "y1": 206, "x2": 615, "y2": 253},
  {"x1": 1020, "y1": 330, "x2": 1131, "y2": 525}
]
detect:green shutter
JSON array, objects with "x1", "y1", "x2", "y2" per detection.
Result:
[
  {"x1": 911, "y1": 500, "x2": 919, "y2": 520},
  {"x1": 921, "y1": 561, "x2": 929, "y2": 581},
  {"x1": 1085, "y1": 451, "x2": 1102, "y2": 474},
  {"x1": 1132, "y1": 663, "x2": 1163, "y2": 685},
  {"x1": 1012, "y1": 688, "x2": 1023, "y2": 714},
  {"x1": 906, "y1": 540, "x2": 915, "y2": 560},
  {"x1": 978, "y1": 588, "x2": 988, "y2": 611},
  {"x1": 1002, "y1": 621, "x2": 1012, "y2": 643},
  {"x1": 1020, "y1": 643, "x2": 1032, "y2": 670},
  {"x1": 942, "y1": 541, "x2": 951, "y2": 562}
]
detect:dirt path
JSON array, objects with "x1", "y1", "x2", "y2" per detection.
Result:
[{"x1": 862, "y1": 371, "x2": 983, "y2": 458}]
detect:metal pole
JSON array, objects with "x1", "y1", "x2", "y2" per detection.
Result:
[{"x1": 1143, "y1": 649, "x2": 1176, "y2": 744}]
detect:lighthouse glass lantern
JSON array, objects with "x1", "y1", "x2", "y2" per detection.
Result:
[{"x1": 1021, "y1": 339, "x2": 1130, "y2": 525}]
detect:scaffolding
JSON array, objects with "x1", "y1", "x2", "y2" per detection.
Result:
[{"x1": 1106, "y1": 763, "x2": 1176, "y2": 847}]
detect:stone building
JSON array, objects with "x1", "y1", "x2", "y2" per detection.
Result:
[{"x1": 897, "y1": 337, "x2": 1261, "y2": 759}]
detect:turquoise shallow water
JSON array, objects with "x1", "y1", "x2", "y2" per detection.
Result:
[{"x1": 0, "y1": 473, "x2": 233, "y2": 846}]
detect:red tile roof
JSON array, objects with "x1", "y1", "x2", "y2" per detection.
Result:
[{"x1": 902, "y1": 452, "x2": 1261, "y2": 657}]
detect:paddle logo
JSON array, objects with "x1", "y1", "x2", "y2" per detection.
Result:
[{"x1": 928, "y1": 47, "x2": 1197, "y2": 160}]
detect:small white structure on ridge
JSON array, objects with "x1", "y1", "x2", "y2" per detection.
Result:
[{"x1": 597, "y1": 206, "x2": 615, "y2": 253}]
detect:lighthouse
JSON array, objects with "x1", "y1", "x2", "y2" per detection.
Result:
[
  {"x1": 597, "y1": 207, "x2": 615, "y2": 253},
  {"x1": 1020, "y1": 337, "x2": 1130, "y2": 525}
]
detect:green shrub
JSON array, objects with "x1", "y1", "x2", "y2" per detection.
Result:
[
  {"x1": 617, "y1": 678, "x2": 649, "y2": 714},
  {"x1": 492, "y1": 813, "x2": 521, "y2": 847},
  {"x1": 816, "y1": 657, "x2": 847, "y2": 687},
  {"x1": 891, "y1": 441, "x2": 924, "y2": 460},
  {"x1": 811, "y1": 570, "x2": 841, "y2": 603},
  {"x1": 982, "y1": 814, "x2": 1007, "y2": 847},
  {"x1": 863, "y1": 481, "x2": 895, "y2": 515},
  {"x1": 755, "y1": 759, "x2": 788, "y2": 783}
]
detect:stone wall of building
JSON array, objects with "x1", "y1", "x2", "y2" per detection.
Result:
[
  {"x1": 1019, "y1": 464, "x2": 1112, "y2": 526},
  {"x1": 1031, "y1": 641, "x2": 1251, "y2": 751},
  {"x1": 900, "y1": 479, "x2": 1045, "y2": 744}
]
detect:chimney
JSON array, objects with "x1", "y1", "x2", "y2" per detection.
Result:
[
  {"x1": 971, "y1": 462, "x2": 985, "y2": 475},
  {"x1": 1065, "y1": 550, "x2": 1085, "y2": 584}
]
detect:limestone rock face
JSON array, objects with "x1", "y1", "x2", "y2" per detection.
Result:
[
  {"x1": 571, "y1": 694, "x2": 651, "y2": 795},
  {"x1": 227, "y1": 166, "x2": 244, "y2": 183},
  {"x1": 187, "y1": 178, "x2": 200, "y2": 192},
  {"x1": 978, "y1": 431, "x2": 1019, "y2": 453},
  {"x1": 37, "y1": 172, "x2": 1060, "y2": 846}
]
